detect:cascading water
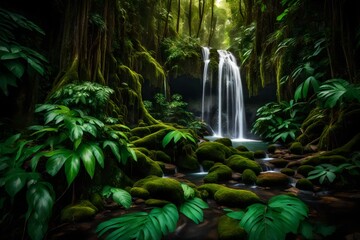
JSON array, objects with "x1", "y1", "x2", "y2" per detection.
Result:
[{"x1": 201, "y1": 47, "x2": 246, "y2": 139}]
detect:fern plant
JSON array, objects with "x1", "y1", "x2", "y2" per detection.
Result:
[
  {"x1": 162, "y1": 130, "x2": 197, "y2": 148},
  {"x1": 96, "y1": 183, "x2": 208, "y2": 240}
]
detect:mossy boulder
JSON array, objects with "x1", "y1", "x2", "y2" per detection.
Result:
[
  {"x1": 214, "y1": 137, "x2": 233, "y2": 147},
  {"x1": 197, "y1": 183, "x2": 224, "y2": 198},
  {"x1": 127, "y1": 150, "x2": 163, "y2": 178},
  {"x1": 196, "y1": 142, "x2": 232, "y2": 162},
  {"x1": 130, "y1": 187, "x2": 150, "y2": 199},
  {"x1": 151, "y1": 150, "x2": 172, "y2": 163},
  {"x1": 131, "y1": 126, "x2": 151, "y2": 138},
  {"x1": 268, "y1": 158, "x2": 289, "y2": 168},
  {"x1": 225, "y1": 155, "x2": 262, "y2": 174},
  {"x1": 204, "y1": 163, "x2": 233, "y2": 183},
  {"x1": 229, "y1": 148, "x2": 254, "y2": 159},
  {"x1": 297, "y1": 165, "x2": 315, "y2": 177},
  {"x1": 280, "y1": 168, "x2": 295, "y2": 176},
  {"x1": 267, "y1": 144, "x2": 277, "y2": 153},
  {"x1": 90, "y1": 193, "x2": 104, "y2": 210},
  {"x1": 214, "y1": 188, "x2": 261, "y2": 208},
  {"x1": 289, "y1": 142, "x2": 304, "y2": 155},
  {"x1": 242, "y1": 169, "x2": 257, "y2": 184},
  {"x1": 60, "y1": 200, "x2": 98, "y2": 222},
  {"x1": 235, "y1": 145, "x2": 249, "y2": 152},
  {"x1": 254, "y1": 150, "x2": 267, "y2": 159},
  {"x1": 201, "y1": 160, "x2": 215, "y2": 171},
  {"x1": 296, "y1": 178, "x2": 314, "y2": 191},
  {"x1": 176, "y1": 153, "x2": 200, "y2": 171},
  {"x1": 256, "y1": 172, "x2": 289, "y2": 187},
  {"x1": 133, "y1": 175, "x2": 184, "y2": 205},
  {"x1": 217, "y1": 215, "x2": 246, "y2": 240},
  {"x1": 145, "y1": 199, "x2": 171, "y2": 207}
]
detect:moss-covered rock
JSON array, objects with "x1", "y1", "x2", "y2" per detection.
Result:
[
  {"x1": 256, "y1": 172, "x2": 289, "y2": 187},
  {"x1": 235, "y1": 145, "x2": 249, "y2": 152},
  {"x1": 151, "y1": 150, "x2": 172, "y2": 163},
  {"x1": 214, "y1": 137, "x2": 233, "y2": 147},
  {"x1": 268, "y1": 158, "x2": 289, "y2": 168},
  {"x1": 197, "y1": 183, "x2": 224, "y2": 198},
  {"x1": 133, "y1": 175, "x2": 184, "y2": 205},
  {"x1": 202, "y1": 160, "x2": 215, "y2": 171},
  {"x1": 254, "y1": 150, "x2": 267, "y2": 159},
  {"x1": 217, "y1": 215, "x2": 247, "y2": 240},
  {"x1": 127, "y1": 150, "x2": 163, "y2": 178},
  {"x1": 196, "y1": 142, "x2": 232, "y2": 162},
  {"x1": 242, "y1": 169, "x2": 257, "y2": 185},
  {"x1": 60, "y1": 200, "x2": 98, "y2": 222},
  {"x1": 131, "y1": 126, "x2": 151, "y2": 138},
  {"x1": 130, "y1": 187, "x2": 150, "y2": 199},
  {"x1": 296, "y1": 165, "x2": 315, "y2": 177},
  {"x1": 214, "y1": 188, "x2": 261, "y2": 208},
  {"x1": 296, "y1": 178, "x2": 314, "y2": 191},
  {"x1": 90, "y1": 193, "x2": 104, "y2": 210},
  {"x1": 145, "y1": 199, "x2": 171, "y2": 207},
  {"x1": 176, "y1": 153, "x2": 200, "y2": 171},
  {"x1": 289, "y1": 142, "x2": 304, "y2": 155},
  {"x1": 267, "y1": 144, "x2": 277, "y2": 154},
  {"x1": 280, "y1": 168, "x2": 295, "y2": 176},
  {"x1": 204, "y1": 163, "x2": 233, "y2": 183},
  {"x1": 229, "y1": 148, "x2": 255, "y2": 159},
  {"x1": 225, "y1": 155, "x2": 262, "y2": 174}
]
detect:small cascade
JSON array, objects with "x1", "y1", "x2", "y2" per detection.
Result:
[{"x1": 201, "y1": 47, "x2": 246, "y2": 139}]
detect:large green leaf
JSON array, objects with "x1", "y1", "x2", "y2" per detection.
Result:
[
  {"x1": 3, "y1": 169, "x2": 39, "y2": 197},
  {"x1": 78, "y1": 143, "x2": 96, "y2": 178},
  {"x1": 96, "y1": 203, "x2": 179, "y2": 240},
  {"x1": 181, "y1": 183, "x2": 195, "y2": 200},
  {"x1": 64, "y1": 153, "x2": 81, "y2": 185},
  {"x1": 45, "y1": 149, "x2": 71, "y2": 176},
  {"x1": 89, "y1": 143, "x2": 104, "y2": 168},
  {"x1": 110, "y1": 188, "x2": 132, "y2": 209},
  {"x1": 179, "y1": 198, "x2": 208, "y2": 224},
  {"x1": 103, "y1": 140, "x2": 121, "y2": 162}
]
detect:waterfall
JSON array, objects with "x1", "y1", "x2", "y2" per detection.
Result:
[{"x1": 201, "y1": 47, "x2": 246, "y2": 139}]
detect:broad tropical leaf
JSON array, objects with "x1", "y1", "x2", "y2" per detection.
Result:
[
  {"x1": 179, "y1": 197, "x2": 208, "y2": 224},
  {"x1": 181, "y1": 183, "x2": 195, "y2": 200}
]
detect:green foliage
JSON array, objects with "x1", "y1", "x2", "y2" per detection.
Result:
[
  {"x1": 227, "y1": 194, "x2": 309, "y2": 240},
  {"x1": 307, "y1": 158, "x2": 360, "y2": 185},
  {"x1": 0, "y1": 8, "x2": 48, "y2": 95},
  {"x1": 294, "y1": 63, "x2": 320, "y2": 101},
  {"x1": 251, "y1": 100, "x2": 308, "y2": 143},
  {"x1": 101, "y1": 185, "x2": 132, "y2": 209},
  {"x1": 317, "y1": 79, "x2": 360, "y2": 109},
  {"x1": 144, "y1": 93, "x2": 206, "y2": 133},
  {"x1": 162, "y1": 130, "x2": 197, "y2": 148},
  {"x1": 49, "y1": 81, "x2": 115, "y2": 121},
  {"x1": 96, "y1": 203, "x2": 179, "y2": 240}
]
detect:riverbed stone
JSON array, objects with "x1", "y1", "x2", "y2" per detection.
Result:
[
  {"x1": 225, "y1": 155, "x2": 261, "y2": 174},
  {"x1": 60, "y1": 200, "x2": 98, "y2": 222},
  {"x1": 214, "y1": 188, "x2": 261, "y2": 208},
  {"x1": 256, "y1": 172, "x2": 290, "y2": 187},
  {"x1": 217, "y1": 215, "x2": 246, "y2": 240},
  {"x1": 196, "y1": 141, "x2": 232, "y2": 162},
  {"x1": 204, "y1": 163, "x2": 232, "y2": 183}
]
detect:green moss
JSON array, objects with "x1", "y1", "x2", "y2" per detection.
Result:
[
  {"x1": 151, "y1": 150, "x2": 172, "y2": 163},
  {"x1": 301, "y1": 155, "x2": 349, "y2": 166},
  {"x1": 256, "y1": 172, "x2": 289, "y2": 187},
  {"x1": 133, "y1": 175, "x2": 184, "y2": 205},
  {"x1": 297, "y1": 165, "x2": 315, "y2": 177},
  {"x1": 289, "y1": 142, "x2": 304, "y2": 155},
  {"x1": 196, "y1": 142, "x2": 232, "y2": 162},
  {"x1": 296, "y1": 178, "x2": 314, "y2": 191},
  {"x1": 230, "y1": 150, "x2": 254, "y2": 160},
  {"x1": 135, "y1": 147, "x2": 151, "y2": 156},
  {"x1": 60, "y1": 200, "x2": 98, "y2": 222},
  {"x1": 214, "y1": 138, "x2": 233, "y2": 147},
  {"x1": 267, "y1": 144, "x2": 277, "y2": 153},
  {"x1": 280, "y1": 168, "x2": 295, "y2": 176},
  {"x1": 268, "y1": 159, "x2": 289, "y2": 168},
  {"x1": 131, "y1": 126, "x2": 151, "y2": 137},
  {"x1": 254, "y1": 150, "x2": 267, "y2": 158},
  {"x1": 235, "y1": 145, "x2": 249, "y2": 152},
  {"x1": 217, "y1": 215, "x2": 247, "y2": 240},
  {"x1": 126, "y1": 150, "x2": 163, "y2": 178},
  {"x1": 132, "y1": 128, "x2": 172, "y2": 150},
  {"x1": 129, "y1": 136, "x2": 140, "y2": 141},
  {"x1": 202, "y1": 160, "x2": 215, "y2": 171},
  {"x1": 197, "y1": 183, "x2": 224, "y2": 198},
  {"x1": 214, "y1": 188, "x2": 261, "y2": 208},
  {"x1": 90, "y1": 193, "x2": 104, "y2": 210},
  {"x1": 242, "y1": 169, "x2": 257, "y2": 185},
  {"x1": 204, "y1": 163, "x2": 233, "y2": 183},
  {"x1": 225, "y1": 155, "x2": 262, "y2": 174},
  {"x1": 176, "y1": 153, "x2": 200, "y2": 171},
  {"x1": 145, "y1": 199, "x2": 171, "y2": 207},
  {"x1": 130, "y1": 187, "x2": 150, "y2": 199}
]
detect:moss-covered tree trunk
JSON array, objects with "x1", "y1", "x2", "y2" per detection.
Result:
[{"x1": 49, "y1": 0, "x2": 158, "y2": 125}]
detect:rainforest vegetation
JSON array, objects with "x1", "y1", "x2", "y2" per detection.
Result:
[{"x1": 0, "y1": 0, "x2": 360, "y2": 239}]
